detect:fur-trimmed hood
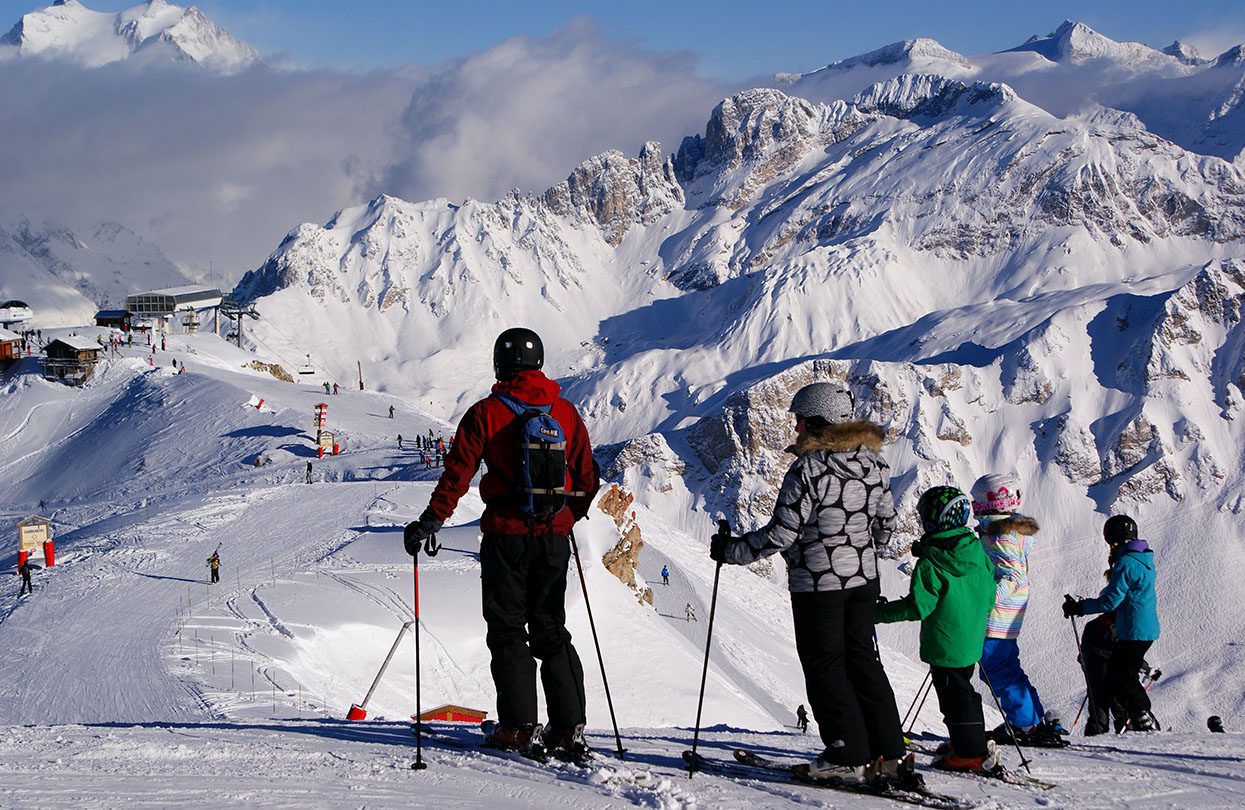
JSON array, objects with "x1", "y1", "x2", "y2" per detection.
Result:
[
  {"x1": 977, "y1": 514, "x2": 1039, "y2": 536},
  {"x1": 789, "y1": 421, "x2": 886, "y2": 455}
]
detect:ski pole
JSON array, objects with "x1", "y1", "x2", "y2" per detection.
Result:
[
  {"x1": 979, "y1": 667, "x2": 1031, "y2": 774},
  {"x1": 410, "y1": 534, "x2": 438, "y2": 771},
  {"x1": 569, "y1": 530, "x2": 625, "y2": 759},
  {"x1": 684, "y1": 519, "x2": 728, "y2": 776},
  {"x1": 1072, "y1": 694, "x2": 1089, "y2": 729},
  {"x1": 901, "y1": 670, "x2": 933, "y2": 734}
]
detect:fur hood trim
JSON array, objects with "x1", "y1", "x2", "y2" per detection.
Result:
[
  {"x1": 979, "y1": 515, "x2": 1039, "y2": 536},
  {"x1": 793, "y1": 421, "x2": 886, "y2": 455}
]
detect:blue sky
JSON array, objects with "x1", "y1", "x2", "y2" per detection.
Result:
[{"x1": 5, "y1": 0, "x2": 1245, "y2": 77}]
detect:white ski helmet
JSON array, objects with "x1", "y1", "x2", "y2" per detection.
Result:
[
  {"x1": 970, "y1": 472, "x2": 1022, "y2": 515},
  {"x1": 789, "y1": 381, "x2": 853, "y2": 424}
]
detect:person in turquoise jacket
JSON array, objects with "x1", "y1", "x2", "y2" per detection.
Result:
[
  {"x1": 877, "y1": 486, "x2": 999, "y2": 773},
  {"x1": 1064, "y1": 514, "x2": 1160, "y2": 731}
]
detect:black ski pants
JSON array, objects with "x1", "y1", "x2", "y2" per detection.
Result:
[
  {"x1": 931, "y1": 665, "x2": 987, "y2": 758},
  {"x1": 1106, "y1": 639, "x2": 1153, "y2": 726},
  {"x1": 210, "y1": 568, "x2": 220, "y2": 584},
  {"x1": 481, "y1": 532, "x2": 586, "y2": 730},
  {"x1": 1080, "y1": 614, "x2": 1122, "y2": 736},
  {"x1": 790, "y1": 580, "x2": 905, "y2": 765}
]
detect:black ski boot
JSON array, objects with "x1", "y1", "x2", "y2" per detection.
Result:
[
  {"x1": 543, "y1": 724, "x2": 593, "y2": 764},
  {"x1": 483, "y1": 722, "x2": 548, "y2": 760}
]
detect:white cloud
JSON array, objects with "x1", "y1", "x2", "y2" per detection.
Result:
[
  {"x1": 0, "y1": 20, "x2": 733, "y2": 288},
  {"x1": 381, "y1": 18, "x2": 731, "y2": 208}
]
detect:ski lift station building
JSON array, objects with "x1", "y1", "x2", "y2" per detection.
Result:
[{"x1": 124, "y1": 285, "x2": 223, "y2": 332}]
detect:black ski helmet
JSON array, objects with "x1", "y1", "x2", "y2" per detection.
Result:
[
  {"x1": 1103, "y1": 514, "x2": 1138, "y2": 545},
  {"x1": 493, "y1": 328, "x2": 544, "y2": 378}
]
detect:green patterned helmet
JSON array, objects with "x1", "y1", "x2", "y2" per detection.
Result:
[{"x1": 917, "y1": 486, "x2": 972, "y2": 533}]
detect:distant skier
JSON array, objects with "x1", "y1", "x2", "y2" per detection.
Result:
[
  {"x1": 18, "y1": 560, "x2": 33, "y2": 595},
  {"x1": 305, "y1": 461, "x2": 313, "y2": 484},
  {"x1": 323, "y1": 381, "x2": 331, "y2": 395},
  {"x1": 661, "y1": 565, "x2": 669, "y2": 585},
  {"x1": 797, "y1": 704, "x2": 809, "y2": 733},
  {"x1": 712, "y1": 382, "x2": 908, "y2": 784},
  {"x1": 684, "y1": 602, "x2": 696, "y2": 622},
  {"x1": 403, "y1": 327, "x2": 600, "y2": 761},
  {"x1": 160, "y1": 336, "x2": 166, "y2": 351},
  {"x1": 398, "y1": 434, "x2": 403, "y2": 450},
  {"x1": 389, "y1": 405, "x2": 395, "y2": 419},
  {"x1": 207, "y1": 552, "x2": 220, "y2": 584},
  {"x1": 876, "y1": 486, "x2": 999, "y2": 774},
  {"x1": 332, "y1": 383, "x2": 339, "y2": 395},
  {"x1": 1063, "y1": 515, "x2": 1160, "y2": 733}
]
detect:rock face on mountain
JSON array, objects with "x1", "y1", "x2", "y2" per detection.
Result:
[
  {"x1": 0, "y1": 0, "x2": 258, "y2": 70},
  {"x1": 236, "y1": 78, "x2": 1245, "y2": 549},
  {"x1": 542, "y1": 142, "x2": 683, "y2": 246}
]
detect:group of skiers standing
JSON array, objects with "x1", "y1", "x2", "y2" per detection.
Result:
[
  {"x1": 709, "y1": 380, "x2": 1162, "y2": 784},
  {"x1": 398, "y1": 330, "x2": 1162, "y2": 780}
]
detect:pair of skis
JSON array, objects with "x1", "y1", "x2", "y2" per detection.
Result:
[{"x1": 684, "y1": 748, "x2": 970, "y2": 809}]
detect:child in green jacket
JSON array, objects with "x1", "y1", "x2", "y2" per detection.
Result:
[{"x1": 877, "y1": 486, "x2": 1000, "y2": 773}]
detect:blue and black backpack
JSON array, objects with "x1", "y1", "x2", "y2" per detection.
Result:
[{"x1": 492, "y1": 392, "x2": 569, "y2": 518}]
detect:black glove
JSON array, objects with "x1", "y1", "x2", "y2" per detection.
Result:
[
  {"x1": 708, "y1": 519, "x2": 734, "y2": 564},
  {"x1": 404, "y1": 509, "x2": 443, "y2": 557},
  {"x1": 1062, "y1": 594, "x2": 1083, "y2": 618}
]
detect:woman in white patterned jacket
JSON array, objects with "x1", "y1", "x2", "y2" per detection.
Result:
[{"x1": 711, "y1": 381, "x2": 908, "y2": 786}]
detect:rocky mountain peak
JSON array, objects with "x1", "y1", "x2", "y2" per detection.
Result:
[
  {"x1": 673, "y1": 89, "x2": 825, "y2": 184},
  {"x1": 852, "y1": 74, "x2": 1014, "y2": 119},
  {"x1": 0, "y1": 0, "x2": 257, "y2": 70},
  {"x1": 541, "y1": 141, "x2": 683, "y2": 246}
]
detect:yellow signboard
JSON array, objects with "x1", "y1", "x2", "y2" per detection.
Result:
[{"x1": 318, "y1": 431, "x2": 335, "y2": 449}]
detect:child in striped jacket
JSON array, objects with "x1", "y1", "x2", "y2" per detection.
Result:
[{"x1": 971, "y1": 473, "x2": 1063, "y2": 747}]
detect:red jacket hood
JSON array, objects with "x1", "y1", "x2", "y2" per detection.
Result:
[{"x1": 491, "y1": 370, "x2": 561, "y2": 406}]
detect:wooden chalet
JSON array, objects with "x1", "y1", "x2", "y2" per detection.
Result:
[
  {"x1": 94, "y1": 310, "x2": 132, "y2": 329},
  {"x1": 413, "y1": 705, "x2": 489, "y2": 723},
  {"x1": 44, "y1": 336, "x2": 102, "y2": 384},
  {"x1": 0, "y1": 327, "x2": 19, "y2": 366}
]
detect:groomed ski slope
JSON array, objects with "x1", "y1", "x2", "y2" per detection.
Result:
[{"x1": 1, "y1": 331, "x2": 1243, "y2": 808}]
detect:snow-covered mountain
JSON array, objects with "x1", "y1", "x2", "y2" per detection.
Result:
[
  {"x1": 0, "y1": 219, "x2": 191, "y2": 325},
  {"x1": 0, "y1": 0, "x2": 257, "y2": 71},
  {"x1": 781, "y1": 21, "x2": 1245, "y2": 160}
]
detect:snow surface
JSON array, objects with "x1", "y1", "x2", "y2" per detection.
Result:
[{"x1": 2, "y1": 334, "x2": 1244, "y2": 807}]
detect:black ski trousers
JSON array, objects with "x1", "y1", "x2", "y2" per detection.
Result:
[
  {"x1": 211, "y1": 568, "x2": 219, "y2": 584},
  {"x1": 931, "y1": 665, "x2": 987, "y2": 758},
  {"x1": 481, "y1": 532, "x2": 586, "y2": 730},
  {"x1": 1080, "y1": 614, "x2": 1121, "y2": 735},
  {"x1": 1106, "y1": 639, "x2": 1153, "y2": 726},
  {"x1": 790, "y1": 580, "x2": 905, "y2": 765}
]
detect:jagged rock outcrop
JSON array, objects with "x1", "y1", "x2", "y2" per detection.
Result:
[
  {"x1": 597, "y1": 484, "x2": 652, "y2": 606},
  {"x1": 542, "y1": 142, "x2": 683, "y2": 246},
  {"x1": 247, "y1": 360, "x2": 292, "y2": 382}
]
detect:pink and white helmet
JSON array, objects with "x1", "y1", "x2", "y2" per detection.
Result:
[{"x1": 971, "y1": 472, "x2": 1022, "y2": 515}]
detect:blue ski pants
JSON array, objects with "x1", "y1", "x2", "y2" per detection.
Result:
[{"x1": 978, "y1": 637, "x2": 1045, "y2": 729}]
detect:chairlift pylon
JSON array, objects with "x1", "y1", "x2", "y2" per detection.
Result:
[{"x1": 298, "y1": 354, "x2": 316, "y2": 376}]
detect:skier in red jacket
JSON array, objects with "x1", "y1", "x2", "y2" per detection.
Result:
[{"x1": 405, "y1": 328, "x2": 600, "y2": 760}]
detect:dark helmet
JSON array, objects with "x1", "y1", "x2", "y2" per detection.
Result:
[
  {"x1": 917, "y1": 486, "x2": 972, "y2": 533},
  {"x1": 1103, "y1": 515, "x2": 1138, "y2": 545},
  {"x1": 493, "y1": 328, "x2": 544, "y2": 378}
]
